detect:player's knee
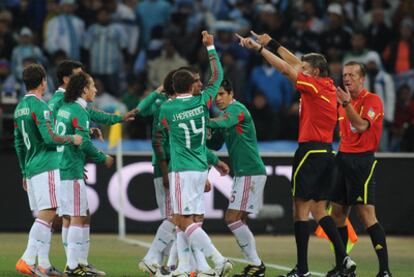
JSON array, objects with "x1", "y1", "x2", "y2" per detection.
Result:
[
  {"x1": 356, "y1": 205, "x2": 377, "y2": 228},
  {"x1": 225, "y1": 211, "x2": 241, "y2": 225},
  {"x1": 330, "y1": 207, "x2": 347, "y2": 226}
]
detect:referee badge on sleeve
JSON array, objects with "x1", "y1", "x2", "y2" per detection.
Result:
[{"x1": 367, "y1": 108, "x2": 375, "y2": 120}]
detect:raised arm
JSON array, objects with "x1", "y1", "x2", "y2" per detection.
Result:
[
  {"x1": 202, "y1": 31, "x2": 224, "y2": 106},
  {"x1": 137, "y1": 86, "x2": 164, "y2": 116},
  {"x1": 251, "y1": 31, "x2": 301, "y2": 70},
  {"x1": 236, "y1": 34, "x2": 298, "y2": 83}
]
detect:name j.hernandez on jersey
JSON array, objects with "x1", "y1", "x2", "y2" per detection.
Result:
[{"x1": 172, "y1": 106, "x2": 204, "y2": 122}]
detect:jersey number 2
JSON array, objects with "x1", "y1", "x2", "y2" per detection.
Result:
[{"x1": 178, "y1": 117, "x2": 205, "y2": 149}]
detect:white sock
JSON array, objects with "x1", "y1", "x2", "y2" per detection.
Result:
[
  {"x1": 228, "y1": 220, "x2": 261, "y2": 266},
  {"x1": 37, "y1": 223, "x2": 52, "y2": 269},
  {"x1": 22, "y1": 219, "x2": 50, "y2": 265},
  {"x1": 62, "y1": 226, "x2": 69, "y2": 258},
  {"x1": 167, "y1": 240, "x2": 178, "y2": 268},
  {"x1": 185, "y1": 223, "x2": 225, "y2": 266},
  {"x1": 144, "y1": 220, "x2": 176, "y2": 264},
  {"x1": 193, "y1": 222, "x2": 210, "y2": 272},
  {"x1": 176, "y1": 227, "x2": 192, "y2": 273},
  {"x1": 67, "y1": 225, "x2": 83, "y2": 269},
  {"x1": 79, "y1": 225, "x2": 90, "y2": 265}
]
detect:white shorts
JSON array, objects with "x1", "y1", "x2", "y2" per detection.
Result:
[
  {"x1": 154, "y1": 177, "x2": 172, "y2": 219},
  {"x1": 27, "y1": 170, "x2": 61, "y2": 211},
  {"x1": 228, "y1": 175, "x2": 267, "y2": 214},
  {"x1": 169, "y1": 171, "x2": 208, "y2": 215},
  {"x1": 60, "y1": 179, "x2": 88, "y2": 217}
]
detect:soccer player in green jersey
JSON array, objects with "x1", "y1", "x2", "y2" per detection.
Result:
[
  {"x1": 50, "y1": 60, "x2": 135, "y2": 275},
  {"x1": 158, "y1": 31, "x2": 233, "y2": 277},
  {"x1": 56, "y1": 72, "x2": 114, "y2": 276},
  {"x1": 14, "y1": 64, "x2": 83, "y2": 277},
  {"x1": 207, "y1": 79, "x2": 266, "y2": 277}
]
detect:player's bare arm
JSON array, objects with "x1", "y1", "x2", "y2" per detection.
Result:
[
  {"x1": 337, "y1": 86, "x2": 369, "y2": 133},
  {"x1": 122, "y1": 108, "x2": 138, "y2": 122},
  {"x1": 251, "y1": 30, "x2": 301, "y2": 70},
  {"x1": 235, "y1": 33, "x2": 298, "y2": 83}
]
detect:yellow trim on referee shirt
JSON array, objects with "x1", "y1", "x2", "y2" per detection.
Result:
[
  {"x1": 320, "y1": 95, "x2": 330, "y2": 103},
  {"x1": 297, "y1": 81, "x2": 319, "y2": 94},
  {"x1": 364, "y1": 160, "x2": 378, "y2": 204},
  {"x1": 292, "y1": 150, "x2": 328, "y2": 196},
  {"x1": 338, "y1": 117, "x2": 344, "y2": 120}
]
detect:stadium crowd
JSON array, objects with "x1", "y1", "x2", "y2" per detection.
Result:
[{"x1": 1, "y1": 0, "x2": 414, "y2": 151}]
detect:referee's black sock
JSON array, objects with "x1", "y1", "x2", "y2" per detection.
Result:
[
  {"x1": 338, "y1": 225, "x2": 349, "y2": 251},
  {"x1": 319, "y1": 216, "x2": 346, "y2": 267},
  {"x1": 294, "y1": 221, "x2": 310, "y2": 274},
  {"x1": 367, "y1": 222, "x2": 390, "y2": 272}
]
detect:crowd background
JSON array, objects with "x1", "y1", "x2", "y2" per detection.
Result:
[{"x1": 0, "y1": 0, "x2": 413, "y2": 151}]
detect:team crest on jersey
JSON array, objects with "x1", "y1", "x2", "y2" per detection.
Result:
[
  {"x1": 44, "y1": 110, "x2": 50, "y2": 120},
  {"x1": 367, "y1": 108, "x2": 375, "y2": 119}
]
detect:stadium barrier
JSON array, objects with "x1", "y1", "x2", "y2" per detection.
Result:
[{"x1": 2, "y1": 152, "x2": 413, "y2": 235}]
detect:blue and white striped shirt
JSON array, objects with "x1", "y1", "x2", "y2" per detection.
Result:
[{"x1": 11, "y1": 44, "x2": 46, "y2": 79}]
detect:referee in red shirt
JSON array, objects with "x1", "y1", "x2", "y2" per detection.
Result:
[
  {"x1": 332, "y1": 61, "x2": 392, "y2": 277},
  {"x1": 236, "y1": 32, "x2": 356, "y2": 277}
]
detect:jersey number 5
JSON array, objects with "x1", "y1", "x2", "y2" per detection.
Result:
[{"x1": 178, "y1": 117, "x2": 205, "y2": 149}]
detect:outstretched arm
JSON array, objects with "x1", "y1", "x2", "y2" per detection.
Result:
[
  {"x1": 251, "y1": 31, "x2": 301, "y2": 70},
  {"x1": 236, "y1": 34, "x2": 298, "y2": 83}
]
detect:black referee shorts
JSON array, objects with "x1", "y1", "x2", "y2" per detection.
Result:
[
  {"x1": 291, "y1": 142, "x2": 335, "y2": 201},
  {"x1": 331, "y1": 152, "x2": 377, "y2": 206}
]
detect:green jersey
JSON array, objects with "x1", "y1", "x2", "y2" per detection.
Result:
[
  {"x1": 159, "y1": 47, "x2": 223, "y2": 172},
  {"x1": 137, "y1": 91, "x2": 169, "y2": 178},
  {"x1": 49, "y1": 88, "x2": 123, "y2": 125},
  {"x1": 56, "y1": 98, "x2": 107, "y2": 180},
  {"x1": 14, "y1": 94, "x2": 74, "y2": 178},
  {"x1": 207, "y1": 100, "x2": 265, "y2": 176}
]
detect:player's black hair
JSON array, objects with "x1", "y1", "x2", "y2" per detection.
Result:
[
  {"x1": 172, "y1": 70, "x2": 194, "y2": 93},
  {"x1": 23, "y1": 64, "x2": 46, "y2": 91},
  {"x1": 301, "y1": 53, "x2": 329, "y2": 77},
  {"x1": 344, "y1": 61, "x2": 367, "y2": 77},
  {"x1": 163, "y1": 69, "x2": 178, "y2": 96},
  {"x1": 178, "y1": 66, "x2": 200, "y2": 74},
  {"x1": 56, "y1": 60, "x2": 83, "y2": 86},
  {"x1": 221, "y1": 79, "x2": 233, "y2": 94},
  {"x1": 65, "y1": 72, "x2": 92, "y2": 102}
]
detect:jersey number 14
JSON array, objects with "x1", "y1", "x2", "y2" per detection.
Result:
[{"x1": 178, "y1": 117, "x2": 205, "y2": 149}]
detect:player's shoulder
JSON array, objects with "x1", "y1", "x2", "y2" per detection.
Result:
[{"x1": 364, "y1": 91, "x2": 383, "y2": 105}]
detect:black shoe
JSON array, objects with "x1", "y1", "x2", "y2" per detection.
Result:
[
  {"x1": 376, "y1": 271, "x2": 392, "y2": 277},
  {"x1": 338, "y1": 256, "x2": 356, "y2": 276},
  {"x1": 325, "y1": 267, "x2": 356, "y2": 277},
  {"x1": 233, "y1": 262, "x2": 266, "y2": 277},
  {"x1": 64, "y1": 265, "x2": 95, "y2": 276},
  {"x1": 277, "y1": 267, "x2": 311, "y2": 277}
]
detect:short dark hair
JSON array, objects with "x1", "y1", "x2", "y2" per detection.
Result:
[
  {"x1": 301, "y1": 53, "x2": 329, "y2": 77},
  {"x1": 178, "y1": 66, "x2": 200, "y2": 74},
  {"x1": 344, "y1": 61, "x2": 366, "y2": 77},
  {"x1": 172, "y1": 70, "x2": 194, "y2": 93},
  {"x1": 65, "y1": 72, "x2": 92, "y2": 102},
  {"x1": 56, "y1": 60, "x2": 83, "y2": 86},
  {"x1": 23, "y1": 64, "x2": 46, "y2": 91},
  {"x1": 163, "y1": 69, "x2": 177, "y2": 96},
  {"x1": 221, "y1": 79, "x2": 233, "y2": 93}
]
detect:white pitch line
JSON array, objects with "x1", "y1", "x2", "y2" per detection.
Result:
[{"x1": 119, "y1": 237, "x2": 325, "y2": 277}]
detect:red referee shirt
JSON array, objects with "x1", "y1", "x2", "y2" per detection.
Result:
[
  {"x1": 295, "y1": 72, "x2": 337, "y2": 143},
  {"x1": 339, "y1": 89, "x2": 384, "y2": 153}
]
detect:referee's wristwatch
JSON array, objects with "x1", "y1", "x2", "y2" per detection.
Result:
[{"x1": 342, "y1": 100, "x2": 350, "y2": 108}]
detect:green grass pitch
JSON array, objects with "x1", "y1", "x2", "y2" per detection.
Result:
[{"x1": 0, "y1": 233, "x2": 412, "y2": 276}]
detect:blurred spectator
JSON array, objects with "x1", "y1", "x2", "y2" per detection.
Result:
[
  {"x1": 93, "y1": 78, "x2": 127, "y2": 114},
  {"x1": 285, "y1": 12, "x2": 320, "y2": 55},
  {"x1": 328, "y1": 58, "x2": 343, "y2": 87},
  {"x1": 343, "y1": 31, "x2": 377, "y2": 64},
  {"x1": 392, "y1": 0, "x2": 414, "y2": 29},
  {"x1": 361, "y1": 0, "x2": 396, "y2": 29},
  {"x1": 107, "y1": 0, "x2": 139, "y2": 56},
  {"x1": 147, "y1": 39, "x2": 188, "y2": 89},
  {"x1": 249, "y1": 93, "x2": 280, "y2": 140},
  {"x1": 320, "y1": 3, "x2": 352, "y2": 61},
  {"x1": 135, "y1": 0, "x2": 172, "y2": 48},
  {"x1": 44, "y1": 0, "x2": 85, "y2": 60},
  {"x1": 366, "y1": 7, "x2": 393, "y2": 54},
  {"x1": 302, "y1": 0, "x2": 324, "y2": 34},
  {"x1": 121, "y1": 75, "x2": 143, "y2": 111},
  {"x1": 0, "y1": 17, "x2": 16, "y2": 59},
  {"x1": 0, "y1": 59, "x2": 20, "y2": 100},
  {"x1": 248, "y1": 60, "x2": 293, "y2": 113},
  {"x1": 383, "y1": 17, "x2": 414, "y2": 74},
  {"x1": 11, "y1": 27, "x2": 46, "y2": 80},
  {"x1": 214, "y1": 22, "x2": 250, "y2": 61},
  {"x1": 391, "y1": 84, "x2": 414, "y2": 151},
  {"x1": 46, "y1": 50, "x2": 67, "y2": 92},
  {"x1": 221, "y1": 51, "x2": 246, "y2": 103},
  {"x1": 83, "y1": 8, "x2": 128, "y2": 96},
  {"x1": 365, "y1": 52, "x2": 396, "y2": 151}
]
